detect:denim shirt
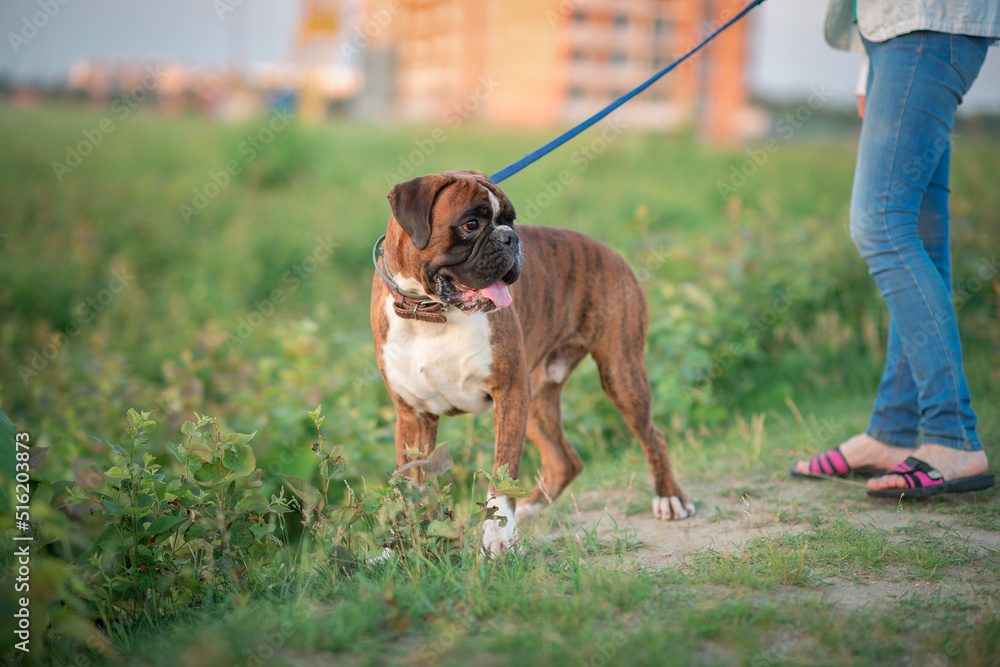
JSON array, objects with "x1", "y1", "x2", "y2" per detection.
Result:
[{"x1": 825, "y1": 0, "x2": 1000, "y2": 50}]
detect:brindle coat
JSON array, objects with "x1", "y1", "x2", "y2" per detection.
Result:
[{"x1": 371, "y1": 171, "x2": 693, "y2": 548}]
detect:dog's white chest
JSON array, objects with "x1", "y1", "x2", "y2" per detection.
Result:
[{"x1": 381, "y1": 296, "x2": 495, "y2": 416}]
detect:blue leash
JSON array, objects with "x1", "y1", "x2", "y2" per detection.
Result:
[{"x1": 489, "y1": 0, "x2": 767, "y2": 184}]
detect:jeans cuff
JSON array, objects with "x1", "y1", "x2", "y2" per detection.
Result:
[{"x1": 920, "y1": 437, "x2": 983, "y2": 452}]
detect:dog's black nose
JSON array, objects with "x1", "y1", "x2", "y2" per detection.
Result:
[{"x1": 494, "y1": 227, "x2": 517, "y2": 246}]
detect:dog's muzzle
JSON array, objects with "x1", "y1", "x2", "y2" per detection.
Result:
[{"x1": 437, "y1": 226, "x2": 523, "y2": 312}]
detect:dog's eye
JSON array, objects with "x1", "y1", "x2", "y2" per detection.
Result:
[{"x1": 462, "y1": 220, "x2": 480, "y2": 233}]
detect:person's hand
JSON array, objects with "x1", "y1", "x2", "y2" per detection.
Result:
[{"x1": 855, "y1": 57, "x2": 869, "y2": 120}]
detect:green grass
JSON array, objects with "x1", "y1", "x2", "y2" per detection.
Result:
[
  {"x1": 48, "y1": 544, "x2": 998, "y2": 666},
  {"x1": 683, "y1": 517, "x2": 978, "y2": 590},
  {"x1": 1, "y1": 104, "x2": 999, "y2": 666}
]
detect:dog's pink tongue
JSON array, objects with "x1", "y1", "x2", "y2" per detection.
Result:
[{"x1": 476, "y1": 280, "x2": 512, "y2": 308}]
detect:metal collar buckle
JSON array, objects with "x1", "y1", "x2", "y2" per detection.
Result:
[{"x1": 373, "y1": 235, "x2": 449, "y2": 324}]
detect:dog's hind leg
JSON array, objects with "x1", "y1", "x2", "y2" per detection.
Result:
[{"x1": 590, "y1": 303, "x2": 695, "y2": 520}]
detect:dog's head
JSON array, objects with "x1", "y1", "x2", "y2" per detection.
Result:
[{"x1": 387, "y1": 170, "x2": 523, "y2": 313}]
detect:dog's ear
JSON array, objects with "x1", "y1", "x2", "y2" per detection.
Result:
[{"x1": 387, "y1": 174, "x2": 454, "y2": 250}]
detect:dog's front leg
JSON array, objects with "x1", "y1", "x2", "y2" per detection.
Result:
[
  {"x1": 393, "y1": 398, "x2": 439, "y2": 485},
  {"x1": 482, "y1": 380, "x2": 529, "y2": 556},
  {"x1": 481, "y1": 329, "x2": 530, "y2": 556}
]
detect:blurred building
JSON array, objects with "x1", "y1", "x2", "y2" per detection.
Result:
[
  {"x1": 358, "y1": 0, "x2": 754, "y2": 144},
  {"x1": 63, "y1": 1, "x2": 361, "y2": 122},
  {"x1": 67, "y1": 60, "x2": 228, "y2": 115},
  {"x1": 57, "y1": 0, "x2": 757, "y2": 142},
  {"x1": 64, "y1": 57, "x2": 361, "y2": 122}
]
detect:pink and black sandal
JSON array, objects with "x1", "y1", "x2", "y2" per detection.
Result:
[
  {"x1": 867, "y1": 457, "x2": 995, "y2": 498},
  {"x1": 790, "y1": 446, "x2": 887, "y2": 480}
]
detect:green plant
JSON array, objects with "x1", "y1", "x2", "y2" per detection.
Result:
[
  {"x1": 280, "y1": 405, "x2": 531, "y2": 570},
  {"x1": 66, "y1": 409, "x2": 292, "y2": 624}
]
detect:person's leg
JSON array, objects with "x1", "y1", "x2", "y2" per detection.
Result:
[
  {"x1": 863, "y1": 140, "x2": 954, "y2": 447},
  {"x1": 866, "y1": 319, "x2": 920, "y2": 448},
  {"x1": 793, "y1": 32, "x2": 970, "y2": 477},
  {"x1": 846, "y1": 31, "x2": 989, "y2": 489}
]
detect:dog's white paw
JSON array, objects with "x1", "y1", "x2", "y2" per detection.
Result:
[
  {"x1": 514, "y1": 501, "x2": 544, "y2": 523},
  {"x1": 482, "y1": 495, "x2": 521, "y2": 557},
  {"x1": 366, "y1": 547, "x2": 393, "y2": 564},
  {"x1": 652, "y1": 495, "x2": 695, "y2": 520}
]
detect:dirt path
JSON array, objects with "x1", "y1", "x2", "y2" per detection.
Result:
[{"x1": 525, "y1": 474, "x2": 1000, "y2": 611}]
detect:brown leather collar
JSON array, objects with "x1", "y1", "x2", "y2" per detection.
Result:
[
  {"x1": 373, "y1": 234, "x2": 449, "y2": 324},
  {"x1": 392, "y1": 292, "x2": 448, "y2": 324}
]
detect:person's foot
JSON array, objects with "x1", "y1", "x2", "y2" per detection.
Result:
[
  {"x1": 794, "y1": 433, "x2": 911, "y2": 476},
  {"x1": 867, "y1": 444, "x2": 989, "y2": 491}
]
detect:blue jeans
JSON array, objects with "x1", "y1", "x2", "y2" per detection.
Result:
[{"x1": 850, "y1": 31, "x2": 989, "y2": 452}]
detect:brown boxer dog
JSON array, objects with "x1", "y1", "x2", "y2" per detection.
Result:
[{"x1": 370, "y1": 170, "x2": 694, "y2": 555}]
